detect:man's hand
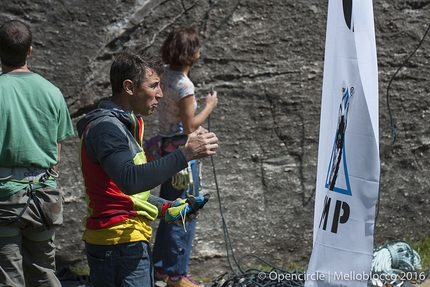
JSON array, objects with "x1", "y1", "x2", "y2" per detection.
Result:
[{"x1": 181, "y1": 127, "x2": 218, "y2": 161}]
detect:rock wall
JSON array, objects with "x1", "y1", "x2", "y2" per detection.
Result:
[{"x1": 1, "y1": 0, "x2": 429, "y2": 278}]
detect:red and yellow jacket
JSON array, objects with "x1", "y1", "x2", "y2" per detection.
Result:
[{"x1": 77, "y1": 100, "x2": 188, "y2": 245}]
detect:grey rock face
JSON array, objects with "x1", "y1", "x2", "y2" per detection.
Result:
[{"x1": 1, "y1": 0, "x2": 429, "y2": 278}]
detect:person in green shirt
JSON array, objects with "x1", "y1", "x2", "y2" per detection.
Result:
[{"x1": 0, "y1": 19, "x2": 74, "y2": 287}]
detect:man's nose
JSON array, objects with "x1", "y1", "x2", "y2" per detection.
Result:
[
  {"x1": 156, "y1": 90, "x2": 163, "y2": 98},
  {"x1": 156, "y1": 86, "x2": 163, "y2": 98}
]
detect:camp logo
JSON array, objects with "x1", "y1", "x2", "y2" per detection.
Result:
[{"x1": 325, "y1": 83, "x2": 355, "y2": 196}]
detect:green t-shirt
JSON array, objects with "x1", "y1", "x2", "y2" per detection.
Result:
[{"x1": 0, "y1": 72, "x2": 74, "y2": 195}]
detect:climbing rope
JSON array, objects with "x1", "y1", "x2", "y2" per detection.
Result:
[
  {"x1": 372, "y1": 241, "x2": 422, "y2": 276},
  {"x1": 208, "y1": 115, "x2": 306, "y2": 287},
  {"x1": 371, "y1": 240, "x2": 429, "y2": 286},
  {"x1": 211, "y1": 253, "x2": 306, "y2": 287}
]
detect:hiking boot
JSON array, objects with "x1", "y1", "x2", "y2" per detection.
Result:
[
  {"x1": 167, "y1": 274, "x2": 203, "y2": 287},
  {"x1": 155, "y1": 269, "x2": 168, "y2": 283}
]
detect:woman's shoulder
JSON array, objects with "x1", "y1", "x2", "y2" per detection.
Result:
[{"x1": 163, "y1": 70, "x2": 193, "y2": 88}]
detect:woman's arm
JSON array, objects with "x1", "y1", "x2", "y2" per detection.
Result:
[{"x1": 180, "y1": 90, "x2": 218, "y2": 134}]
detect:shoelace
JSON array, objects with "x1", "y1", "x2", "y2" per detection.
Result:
[{"x1": 180, "y1": 210, "x2": 187, "y2": 232}]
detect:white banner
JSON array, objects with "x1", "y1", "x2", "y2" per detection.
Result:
[{"x1": 305, "y1": 0, "x2": 379, "y2": 286}]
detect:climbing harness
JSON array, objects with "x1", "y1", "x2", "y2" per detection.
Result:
[
  {"x1": 7, "y1": 181, "x2": 52, "y2": 230},
  {"x1": 144, "y1": 135, "x2": 203, "y2": 193},
  {"x1": 0, "y1": 167, "x2": 59, "y2": 182},
  {"x1": 172, "y1": 161, "x2": 193, "y2": 190},
  {"x1": 171, "y1": 159, "x2": 202, "y2": 195},
  {"x1": 1, "y1": 167, "x2": 60, "y2": 230}
]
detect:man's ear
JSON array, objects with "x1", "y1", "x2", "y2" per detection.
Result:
[
  {"x1": 123, "y1": 79, "x2": 134, "y2": 95},
  {"x1": 27, "y1": 46, "x2": 33, "y2": 57}
]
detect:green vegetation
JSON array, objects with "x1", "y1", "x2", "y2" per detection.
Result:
[
  {"x1": 69, "y1": 265, "x2": 90, "y2": 276},
  {"x1": 410, "y1": 236, "x2": 430, "y2": 270}
]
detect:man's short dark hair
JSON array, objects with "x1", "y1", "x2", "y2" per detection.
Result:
[
  {"x1": 110, "y1": 49, "x2": 164, "y2": 95},
  {"x1": 0, "y1": 20, "x2": 32, "y2": 68}
]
